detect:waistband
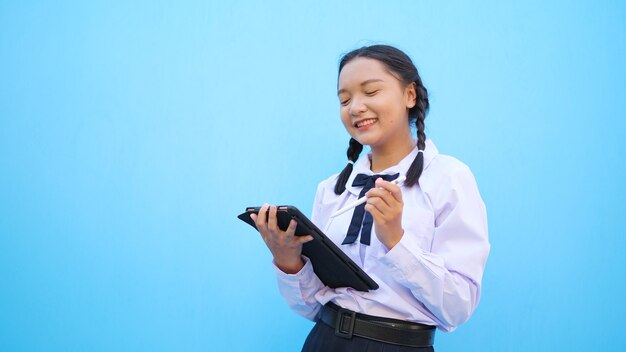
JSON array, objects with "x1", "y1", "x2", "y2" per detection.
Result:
[{"x1": 319, "y1": 302, "x2": 436, "y2": 348}]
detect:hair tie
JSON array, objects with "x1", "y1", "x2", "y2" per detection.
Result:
[
  {"x1": 347, "y1": 160, "x2": 355, "y2": 165},
  {"x1": 417, "y1": 149, "x2": 424, "y2": 154}
]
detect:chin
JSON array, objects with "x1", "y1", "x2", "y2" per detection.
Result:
[{"x1": 353, "y1": 136, "x2": 380, "y2": 147}]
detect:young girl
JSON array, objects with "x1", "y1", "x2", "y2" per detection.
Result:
[{"x1": 251, "y1": 45, "x2": 490, "y2": 351}]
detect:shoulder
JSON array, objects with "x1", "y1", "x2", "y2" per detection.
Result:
[
  {"x1": 421, "y1": 152, "x2": 487, "y2": 227},
  {"x1": 311, "y1": 173, "x2": 343, "y2": 217},
  {"x1": 427, "y1": 153, "x2": 471, "y2": 177},
  {"x1": 421, "y1": 153, "x2": 479, "y2": 195},
  {"x1": 315, "y1": 172, "x2": 341, "y2": 195}
]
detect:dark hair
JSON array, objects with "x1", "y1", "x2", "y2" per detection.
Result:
[{"x1": 334, "y1": 45, "x2": 429, "y2": 195}]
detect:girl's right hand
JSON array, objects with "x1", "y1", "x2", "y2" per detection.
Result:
[{"x1": 250, "y1": 204, "x2": 314, "y2": 274}]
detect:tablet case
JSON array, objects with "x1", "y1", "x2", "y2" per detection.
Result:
[{"x1": 237, "y1": 205, "x2": 379, "y2": 291}]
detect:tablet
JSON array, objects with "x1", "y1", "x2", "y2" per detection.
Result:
[{"x1": 237, "y1": 205, "x2": 379, "y2": 291}]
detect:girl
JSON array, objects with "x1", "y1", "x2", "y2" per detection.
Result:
[{"x1": 251, "y1": 45, "x2": 490, "y2": 351}]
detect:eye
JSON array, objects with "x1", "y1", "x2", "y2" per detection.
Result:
[
  {"x1": 365, "y1": 90, "x2": 380, "y2": 96},
  {"x1": 340, "y1": 98, "x2": 351, "y2": 106}
]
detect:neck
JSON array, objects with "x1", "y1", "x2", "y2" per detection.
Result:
[{"x1": 369, "y1": 133, "x2": 416, "y2": 173}]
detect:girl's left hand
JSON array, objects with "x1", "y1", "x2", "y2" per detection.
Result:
[{"x1": 364, "y1": 177, "x2": 405, "y2": 250}]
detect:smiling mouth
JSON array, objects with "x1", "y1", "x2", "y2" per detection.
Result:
[{"x1": 354, "y1": 118, "x2": 378, "y2": 128}]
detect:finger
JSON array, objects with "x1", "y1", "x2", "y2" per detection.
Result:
[
  {"x1": 296, "y1": 235, "x2": 314, "y2": 244},
  {"x1": 365, "y1": 188, "x2": 394, "y2": 208},
  {"x1": 268, "y1": 205, "x2": 278, "y2": 232},
  {"x1": 375, "y1": 178, "x2": 403, "y2": 203},
  {"x1": 250, "y1": 214, "x2": 267, "y2": 241},
  {"x1": 365, "y1": 203, "x2": 385, "y2": 221},
  {"x1": 285, "y1": 219, "x2": 298, "y2": 237},
  {"x1": 366, "y1": 196, "x2": 391, "y2": 216},
  {"x1": 256, "y1": 204, "x2": 269, "y2": 229},
  {"x1": 379, "y1": 188, "x2": 401, "y2": 209}
]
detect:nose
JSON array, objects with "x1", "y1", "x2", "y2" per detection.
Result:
[{"x1": 349, "y1": 97, "x2": 367, "y2": 116}]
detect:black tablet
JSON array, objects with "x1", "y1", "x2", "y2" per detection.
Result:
[{"x1": 238, "y1": 205, "x2": 379, "y2": 292}]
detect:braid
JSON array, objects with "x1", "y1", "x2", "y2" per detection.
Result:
[
  {"x1": 334, "y1": 138, "x2": 363, "y2": 194},
  {"x1": 405, "y1": 82, "x2": 429, "y2": 187}
]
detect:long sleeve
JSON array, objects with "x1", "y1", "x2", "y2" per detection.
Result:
[
  {"x1": 272, "y1": 183, "x2": 327, "y2": 321},
  {"x1": 270, "y1": 141, "x2": 489, "y2": 330},
  {"x1": 379, "y1": 164, "x2": 490, "y2": 330}
]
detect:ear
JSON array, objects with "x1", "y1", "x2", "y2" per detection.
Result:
[{"x1": 404, "y1": 82, "x2": 417, "y2": 109}]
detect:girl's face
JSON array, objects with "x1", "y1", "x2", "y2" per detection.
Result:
[{"x1": 337, "y1": 57, "x2": 416, "y2": 149}]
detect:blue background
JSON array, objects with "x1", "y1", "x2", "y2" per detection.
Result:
[{"x1": 1, "y1": 1, "x2": 625, "y2": 351}]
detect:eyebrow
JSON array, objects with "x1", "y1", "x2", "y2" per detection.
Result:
[{"x1": 337, "y1": 79, "x2": 384, "y2": 95}]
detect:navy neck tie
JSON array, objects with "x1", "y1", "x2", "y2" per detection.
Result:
[{"x1": 342, "y1": 173, "x2": 400, "y2": 246}]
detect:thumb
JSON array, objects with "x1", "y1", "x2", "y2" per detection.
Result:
[{"x1": 297, "y1": 235, "x2": 314, "y2": 244}]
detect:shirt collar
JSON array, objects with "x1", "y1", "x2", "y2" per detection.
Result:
[{"x1": 345, "y1": 139, "x2": 438, "y2": 196}]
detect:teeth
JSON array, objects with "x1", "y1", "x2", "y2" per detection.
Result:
[{"x1": 356, "y1": 118, "x2": 377, "y2": 128}]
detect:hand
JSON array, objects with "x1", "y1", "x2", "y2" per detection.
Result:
[
  {"x1": 364, "y1": 178, "x2": 405, "y2": 249},
  {"x1": 250, "y1": 204, "x2": 314, "y2": 274}
]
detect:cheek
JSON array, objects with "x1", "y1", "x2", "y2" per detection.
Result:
[
  {"x1": 380, "y1": 98, "x2": 408, "y2": 125},
  {"x1": 370, "y1": 95, "x2": 394, "y2": 115},
  {"x1": 340, "y1": 108, "x2": 352, "y2": 128}
]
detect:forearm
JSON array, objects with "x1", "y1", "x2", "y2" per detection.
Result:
[{"x1": 380, "y1": 234, "x2": 486, "y2": 329}]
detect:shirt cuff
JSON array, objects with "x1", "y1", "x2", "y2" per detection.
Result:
[{"x1": 273, "y1": 255, "x2": 316, "y2": 287}]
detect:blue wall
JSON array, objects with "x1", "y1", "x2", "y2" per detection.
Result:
[{"x1": 1, "y1": 1, "x2": 625, "y2": 351}]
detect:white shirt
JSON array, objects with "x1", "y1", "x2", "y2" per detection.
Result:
[{"x1": 273, "y1": 139, "x2": 490, "y2": 332}]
